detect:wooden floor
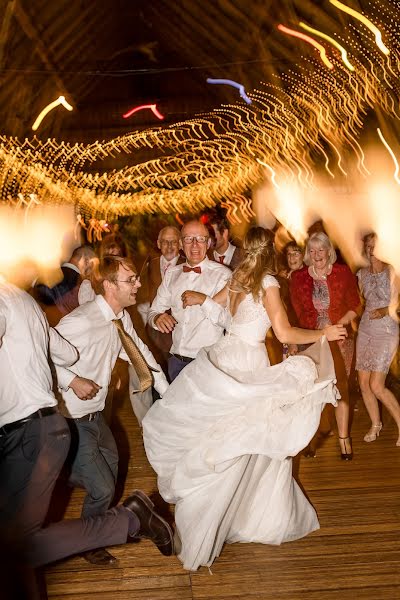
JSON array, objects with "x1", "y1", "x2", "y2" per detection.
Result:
[{"x1": 45, "y1": 380, "x2": 400, "y2": 600}]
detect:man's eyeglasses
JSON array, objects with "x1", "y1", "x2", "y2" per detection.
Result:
[
  {"x1": 181, "y1": 235, "x2": 208, "y2": 244},
  {"x1": 115, "y1": 275, "x2": 140, "y2": 285},
  {"x1": 160, "y1": 240, "x2": 179, "y2": 246}
]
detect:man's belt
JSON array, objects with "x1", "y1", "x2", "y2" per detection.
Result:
[
  {"x1": 67, "y1": 411, "x2": 99, "y2": 422},
  {"x1": 0, "y1": 407, "x2": 58, "y2": 437}
]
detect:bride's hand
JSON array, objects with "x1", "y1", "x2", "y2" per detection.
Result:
[
  {"x1": 181, "y1": 290, "x2": 207, "y2": 308},
  {"x1": 323, "y1": 324, "x2": 347, "y2": 341}
]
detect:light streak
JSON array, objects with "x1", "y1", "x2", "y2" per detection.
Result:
[
  {"x1": 329, "y1": 0, "x2": 390, "y2": 56},
  {"x1": 377, "y1": 127, "x2": 400, "y2": 185},
  {"x1": 122, "y1": 104, "x2": 165, "y2": 120},
  {"x1": 299, "y1": 22, "x2": 355, "y2": 71},
  {"x1": 206, "y1": 78, "x2": 252, "y2": 104},
  {"x1": 257, "y1": 159, "x2": 280, "y2": 189},
  {"x1": 32, "y1": 95, "x2": 73, "y2": 131},
  {"x1": 277, "y1": 24, "x2": 334, "y2": 70}
]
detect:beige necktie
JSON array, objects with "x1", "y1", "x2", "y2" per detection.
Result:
[{"x1": 113, "y1": 319, "x2": 154, "y2": 392}]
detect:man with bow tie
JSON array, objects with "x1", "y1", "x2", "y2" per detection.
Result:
[{"x1": 148, "y1": 220, "x2": 231, "y2": 381}]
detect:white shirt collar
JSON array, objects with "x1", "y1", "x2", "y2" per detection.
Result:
[
  {"x1": 62, "y1": 262, "x2": 81, "y2": 275},
  {"x1": 160, "y1": 254, "x2": 179, "y2": 276},
  {"x1": 95, "y1": 294, "x2": 123, "y2": 321},
  {"x1": 214, "y1": 242, "x2": 235, "y2": 265},
  {"x1": 183, "y1": 256, "x2": 210, "y2": 269}
]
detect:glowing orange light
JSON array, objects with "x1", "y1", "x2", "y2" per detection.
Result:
[
  {"x1": 277, "y1": 24, "x2": 334, "y2": 70},
  {"x1": 122, "y1": 104, "x2": 165, "y2": 120}
]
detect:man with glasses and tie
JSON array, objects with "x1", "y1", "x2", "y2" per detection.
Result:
[
  {"x1": 148, "y1": 220, "x2": 231, "y2": 381},
  {"x1": 54, "y1": 256, "x2": 169, "y2": 566}
]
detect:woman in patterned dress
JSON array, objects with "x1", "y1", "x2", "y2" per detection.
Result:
[
  {"x1": 290, "y1": 232, "x2": 361, "y2": 459},
  {"x1": 356, "y1": 233, "x2": 400, "y2": 444}
]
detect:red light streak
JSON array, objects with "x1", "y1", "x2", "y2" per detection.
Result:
[{"x1": 122, "y1": 103, "x2": 165, "y2": 120}]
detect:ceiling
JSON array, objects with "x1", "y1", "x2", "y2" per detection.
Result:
[{"x1": 0, "y1": 0, "x2": 354, "y2": 142}]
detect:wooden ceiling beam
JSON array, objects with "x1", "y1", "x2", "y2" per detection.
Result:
[{"x1": 13, "y1": 0, "x2": 75, "y2": 102}]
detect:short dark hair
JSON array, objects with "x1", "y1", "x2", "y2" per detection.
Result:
[
  {"x1": 210, "y1": 214, "x2": 229, "y2": 234},
  {"x1": 92, "y1": 256, "x2": 136, "y2": 294}
]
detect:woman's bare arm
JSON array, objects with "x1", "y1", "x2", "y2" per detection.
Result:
[{"x1": 263, "y1": 286, "x2": 346, "y2": 344}]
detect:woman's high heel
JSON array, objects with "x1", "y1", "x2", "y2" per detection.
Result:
[
  {"x1": 363, "y1": 423, "x2": 382, "y2": 443},
  {"x1": 339, "y1": 436, "x2": 353, "y2": 460}
]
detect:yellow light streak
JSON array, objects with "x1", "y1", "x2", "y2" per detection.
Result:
[
  {"x1": 299, "y1": 22, "x2": 355, "y2": 71},
  {"x1": 329, "y1": 0, "x2": 390, "y2": 56},
  {"x1": 377, "y1": 127, "x2": 400, "y2": 185},
  {"x1": 32, "y1": 96, "x2": 73, "y2": 131}
]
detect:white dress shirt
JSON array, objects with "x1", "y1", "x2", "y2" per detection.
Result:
[
  {"x1": 0, "y1": 282, "x2": 78, "y2": 427},
  {"x1": 160, "y1": 254, "x2": 179, "y2": 276},
  {"x1": 78, "y1": 278, "x2": 96, "y2": 305},
  {"x1": 55, "y1": 294, "x2": 169, "y2": 418},
  {"x1": 148, "y1": 256, "x2": 231, "y2": 358},
  {"x1": 214, "y1": 242, "x2": 236, "y2": 266}
]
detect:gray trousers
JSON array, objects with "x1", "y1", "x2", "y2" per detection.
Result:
[
  {"x1": 0, "y1": 412, "x2": 137, "y2": 568},
  {"x1": 66, "y1": 412, "x2": 118, "y2": 518}
]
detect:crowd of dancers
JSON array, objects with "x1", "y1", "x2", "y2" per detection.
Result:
[{"x1": 0, "y1": 211, "x2": 399, "y2": 591}]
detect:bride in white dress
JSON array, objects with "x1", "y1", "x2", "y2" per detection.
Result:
[{"x1": 142, "y1": 227, "x2": 346, "y2": 571}]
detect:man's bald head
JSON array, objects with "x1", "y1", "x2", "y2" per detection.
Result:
[
  {"x1": 180, "y1": 220, "x2": 210, "y2": 266},
  {"x1": 157, "y1": 226, "x2": 180, "y2": 261}
]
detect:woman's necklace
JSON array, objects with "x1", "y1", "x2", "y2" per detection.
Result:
[{"x1": 312, "y1": 265, "x2": 329, "y2": 280}]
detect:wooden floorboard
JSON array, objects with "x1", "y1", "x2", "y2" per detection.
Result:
[{"x1": 45, "y1": 383, "x2": 400, "y2": 600}]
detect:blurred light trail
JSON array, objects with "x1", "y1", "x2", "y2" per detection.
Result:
[
  {"x1": 329, "y1": 0, "x2": 390, "y2": 56},
  {"x1": 257, "y1": 158, "x2": 280, "y2": 189},
  {"x1": 299, "y1": 22, "x2": 355, "y2": 71},
  {"x1": 277, "y1": 24, "x2": 334, "y2": 70},
  {"x1": 206, "y1": 79, "x2": 252, "y2": 104},
  {"x1": 122, "y1": 103, "x2": 165, "y2": 119},
  {"x1": 377, "y1": 127, "x2": 400, "y2": 185},
  {"x1": 32, "y1": 95, "x2": 73, "y2": 131}
]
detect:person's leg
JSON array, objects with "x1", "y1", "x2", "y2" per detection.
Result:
[
  {"x1": 28, "y1": 506, "x2": 134, "y2": 567},
  {"x1": 67, "y1": 416, "x2": 118, "y2": 519},
  {"x1": 0, "y1": 413, "x2": 70, "y2": 538},
  {"x1": 168, "y1": 355, "x2": 191, "y2": 381},
  {"x1": 370, "y1": 371, "x2": 400, "y2": 444},
  {"x1": 330, "y1": 341, "x2": 352, "y2": 458},
  {"x1": 358, "y1": 370, "x2": 383, "y2": 441}
]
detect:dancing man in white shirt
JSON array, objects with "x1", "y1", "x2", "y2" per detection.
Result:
[
  {"x1": 0, "y1": 265, "x2": 174, "y2": 582},
  {"x1": 55, "y1": 255, "x2": 169, "y2": 565},
  {"x1": 148, "y1": 220, "x2": 231, "y2": 381}
]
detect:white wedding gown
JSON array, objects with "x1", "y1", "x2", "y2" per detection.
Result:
[{"x1": 142, "y1": 275, "x2": 339, "y2": 571}]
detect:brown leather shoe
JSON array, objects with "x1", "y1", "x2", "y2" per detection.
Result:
[
  {"x1": 82, "y1": 548, "x2": 118, "y2": 565},
  {"x1": 123, "y1": 490, "x2": 174, "y2": 556}
]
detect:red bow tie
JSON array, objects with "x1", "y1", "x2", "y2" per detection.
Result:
[{"x1": 183, "y1": 265, "x2": 202, "y2": 274}]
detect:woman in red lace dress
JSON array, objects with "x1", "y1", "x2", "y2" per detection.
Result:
[{"x1": 290, "y1": 232, "x2": 361, "y2": 460}]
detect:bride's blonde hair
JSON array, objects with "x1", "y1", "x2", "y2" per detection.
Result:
[{"x1": 231, "y1": 227, "x2": 276, "y2": 300}]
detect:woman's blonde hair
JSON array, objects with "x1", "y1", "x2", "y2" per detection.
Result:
[
  {"x1": 231, "y1": 227, "x2": 276, "y2": 300},
  {"x1": 304, "y1": 232, "x2": 337, "y2": 266}
]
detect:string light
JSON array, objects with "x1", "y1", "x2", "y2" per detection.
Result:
[
  {"x1": 330, "y1": 0, "x2": 390, "y2": 56},
  {"x1": 206, "y1": 79, "x2": 252, "y2": 104},
  {"x1": 298, "y1": 22, "x2": 355, "y2": 71},
  {"x1": 122, "y1": 104, "x2": 165, "y2": 120},
  {"x1": 32, "y1": 96, "x2": 73, "y2": 131},
  {"x1": 277, "y1": 24, "x2": 334, "y2": 70}
]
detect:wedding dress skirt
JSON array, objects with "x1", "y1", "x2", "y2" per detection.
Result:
[{"x1": 143, "y1": 277, "x2": 339, "y2": 570}]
